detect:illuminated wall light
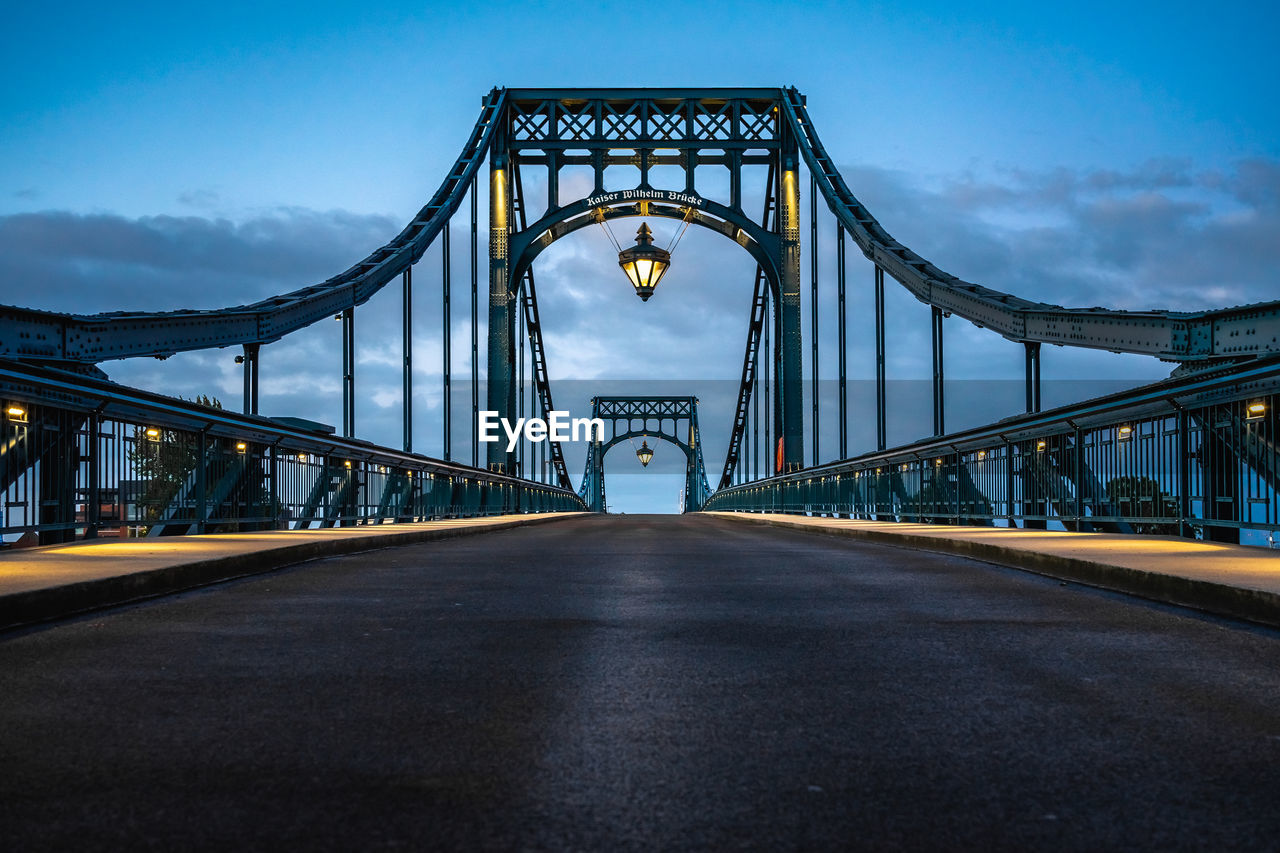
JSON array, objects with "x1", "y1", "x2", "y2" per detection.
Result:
[
  {"x1": 344, "y1": 460, "x2": 353, "y2": 469},
  {"x1": 1117, "y1": 425, "x2": 1134, "y2": 440},
  {"x1": 6, "y1": 404, "x2": 27, "y2": 423},
  {"x1": 1246, "y1": 401, "x2": 1267, "y2": 421},
  {"x1": 235, "y1": 442, "x2": 247, "y2": 454},
  {"x1": 935, "y1": 458, "x2": 943, "y2": 466},
  {"x1": 145, "y1": 427, "x2": 161, "y2": 442},
  {"x1": 298, "y1": 453, "x2": 307, "y2": 461},
  {"x1": 1036, "y1": 440, "x2": 1047, "y2": 452},
  {"x1": 977, "y1": 450, "x2": 987, "y2": 461}
]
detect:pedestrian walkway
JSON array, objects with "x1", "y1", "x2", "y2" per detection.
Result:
[
  {"x1": 0, "y1": 514, "x2": 584, "y2": 631},
  {"x1": 710, "y1": 512, "x2": 1280, "y2": 628}
]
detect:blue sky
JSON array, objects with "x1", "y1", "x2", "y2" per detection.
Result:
[{"x1": 2, "y1": 1, "x2": 1278, "y2": 511}]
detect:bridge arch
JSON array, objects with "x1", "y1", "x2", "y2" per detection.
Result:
[{"x1": 507, "y1": 193, "x2": 782, "y2": 301}]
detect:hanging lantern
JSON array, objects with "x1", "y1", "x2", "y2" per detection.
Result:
[
  {"x1": 636, "y1": 439, "x2": 654, "y2": 468},
  {"x1": 617, "y1": 223, "x2": 671, "y2": 301}
]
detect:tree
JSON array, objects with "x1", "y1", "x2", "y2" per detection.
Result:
[
  {"x1": 128, "y1": 395, "x2": 222, "y2": 527},
  {"x1": 1105, "y1": 475, "x2": 1180, "y2": 535}
]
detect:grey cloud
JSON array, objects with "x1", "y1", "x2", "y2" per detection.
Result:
[
  {"x1": 4, "y1": 155, "x2": 1278, "y2": 458},
  {"x1": 846, "y1": 158, "x2": 1280, "y2": 313},
  {"x1": 177, "y1": 188, "x2": 221, "y2": 209},
  {"x1": 0, "y1": 208, "x2": 398, "y2": 313}
]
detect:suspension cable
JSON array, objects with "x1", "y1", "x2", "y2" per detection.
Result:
[
  {"x1": 594, "y1": 209, "x2": 623, "y2": 252},
  {"x1": 666, "y1": 206, "x2": 696, "y2": 254}
]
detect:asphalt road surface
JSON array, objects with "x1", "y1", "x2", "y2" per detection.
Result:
[{"x1": 3, "y1": 514, "x2": 1280, "y2": 851}]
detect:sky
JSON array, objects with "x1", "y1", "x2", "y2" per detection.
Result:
[{"x1": 2, "y1": 0, "x2": 1278, "y2": 512}]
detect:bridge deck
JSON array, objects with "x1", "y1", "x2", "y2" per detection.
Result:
[
  {"x1": 2, "y1": 514, "x2": 1279, "y2": 849},
  {"x1": 1, "y1": 511, "x2": 1277, "y2": 632},
  {"x1": 711, "y1": 513, "x2": 1280, "y2": 628},
  {"x1": 0, "y1": 514, "x2": 586, "y2": 631}
]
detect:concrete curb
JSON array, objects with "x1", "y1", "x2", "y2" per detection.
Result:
[
  {"x1": 711, "y1": 512, "x2": 1280, "y2": 629},
  {"x1": 0, "y1": 513, "x2": 584, "y2": 633}
]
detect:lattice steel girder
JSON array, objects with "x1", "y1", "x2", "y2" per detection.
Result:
[
  {"x1": 504, "y1": 89, "x2": 782, "y2": 151},
  {"x1": 595, "y1": 397, "x2": 694, "y2": 418},
  {"x1": 514, "y1": 154, "x2": 776, "y2": 167}
]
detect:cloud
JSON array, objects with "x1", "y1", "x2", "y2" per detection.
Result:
[
  {"x1": 2, "y1": 156, "x2": 1277, "y2": 463},
  {"x1": 0, "y1": 207, "x2": 398, "y2": 313},
  {"x1": 177, "y1": 188, "x2": 221, "y2": 209},
  {"x1": 863, "y1": 157, "x2": 1280, "y2": 313}
]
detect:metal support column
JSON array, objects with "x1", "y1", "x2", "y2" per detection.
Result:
[
  {"x1": 241, "y1": 343, "x2": 259, "y2": 416},
  {"x1": 517, "y1": 281, "x2": 526, "y2": 477},
  {"x1": 470, "y1": 176, "x2": 479, "y2": 468},
  {"x1": 442, "y1": 222, "x2": 451, "y2": 460},
  {"x1": 342, "y1": 307, "x2": 354, "y2": 438},
  {"x1": 874, "y1": 265, "x2": 887, "y2": 451},
  {"x1": 402, "y1": 266, "x2": 412, "y2": 452},
  {"x1": 836, "y1": 223, "x2": 847, "y2": 459},
  {"x1": 486, "y1": 130, "x2": 514, "y2": 473},
  {"x1": 195, "y1": 427, "x2": 208, "y2": 535},
  {"x1": 1024, "y1": 341, "x2": 1042, "y2": 413},
  {"x1": 777, "y1": 147, "x2": 805, "y2": 472},
  {"x1": 85, "y1": 411, "x2": 101, "y2": 539},
  {"x1": 1176, "y1": 406, "x2": 1191, "y2": 538},
  {"x1": 764, "y1": 299, "x2": 771, "y2": 474},
  {"x1": 753, "y1": 307, "x2": 761, "y2": 479},
  {"x1": 810, "y1": 172, "x2": 819, "y2": 465},
  {"x1": 932, "y1": 305, "x2": 945, "y2": 436}
]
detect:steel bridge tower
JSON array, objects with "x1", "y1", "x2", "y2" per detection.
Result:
[{"x1": 487, "y1": 89, "x2": 806, "y2": 475}]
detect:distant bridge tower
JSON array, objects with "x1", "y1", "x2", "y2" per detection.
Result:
[{"x1": 579, "y1": 396, "x2": 711, "y2": 513}]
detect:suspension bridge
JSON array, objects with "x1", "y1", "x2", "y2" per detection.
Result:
[
  {"x1": 3, "y1": 86, "x2": 1280, "y2": 848},
  {"x1": 1, "y1": 86, "x2": 1277, "y2": 543}
]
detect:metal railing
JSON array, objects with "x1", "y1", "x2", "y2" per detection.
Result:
[
  {"x1": 705, "y1": 358, "x2": 1280, "y2": 547},
  {"x1": 0, "y1": 360, "x2": 584, "y2": 546}
]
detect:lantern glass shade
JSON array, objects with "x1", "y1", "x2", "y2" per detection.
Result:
[
  {"x1": 618, "y1": 223, "x2": 670, "y2": 301},
  {"x1": 636, "y1": 440, "x2": 654, "y2": 468}
]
